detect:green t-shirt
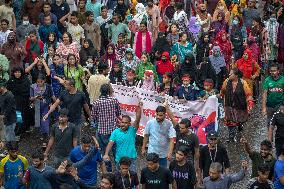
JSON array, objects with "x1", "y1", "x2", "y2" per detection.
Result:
[{"x1": 263, "y1": 76, "x2": 284, "y2": 108}]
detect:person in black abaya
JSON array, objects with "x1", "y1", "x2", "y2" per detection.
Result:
[
  {"x1": 79, "y1": 39, "x2": 98, "y2": 66},
  {"x1": 180, "y1": 53, "x2": 197, "y2": 83},
  {"x1": 6, "y1": 67, "x2": 31, "y2": 133},
  {"x1": 196, "y1": 32, "x2": 210, "y2": 65},
  {"x1": 151, "y1": 32, "x2": 171, "y2": 57},
  {"x1": 196, "y1": 57, "x2": 217, "y2": 89}
]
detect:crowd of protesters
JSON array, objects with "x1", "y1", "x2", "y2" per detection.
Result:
[{"x1": 0, "y1": 0, "x2": 283, "y2": 188}]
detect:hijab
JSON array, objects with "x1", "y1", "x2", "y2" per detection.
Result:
[
  {"x1": 152, "y1": 32, "x2": 171, "y2": 54},
  {"x1": 7, "y1": 67, "x2": 30, "y2": 96},
  {"x1": 209, "y1": 45, "x2": 226, "y2": 74}
]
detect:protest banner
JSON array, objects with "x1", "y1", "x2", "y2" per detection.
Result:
[{"x1": 112, "y1": 84, "x2": 219, "y2": 145}]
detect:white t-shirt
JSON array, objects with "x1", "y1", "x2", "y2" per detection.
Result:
[{"x1": 66, "y1": 22, "x2": 85, "y2": 45}]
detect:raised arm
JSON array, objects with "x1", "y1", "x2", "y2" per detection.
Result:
[{"x1": 133, "y1": 102, "x2": 143, "y2": 130}]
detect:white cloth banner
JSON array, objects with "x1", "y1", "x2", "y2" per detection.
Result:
[{"x1": 112, "y1": 84, "x2": 219, "y2": 145}]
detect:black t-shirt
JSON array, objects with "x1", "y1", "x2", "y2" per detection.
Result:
[
  {"x1": 59, "y1": 90, "x2": 87, "y2": 124},
  {"x1": 199, "y1": 144, "x2": 230, "y2": 178},
  {"x1": 51, "y1": 122, "x2": 77, "y2": 158},
  {"x1": 169, "y1": 160, "x2": 196, "y2": 189},
  {"x1": 247, "y1": 178, "x2": 274, "y2": 189},
  {"x1": 140, "y1": 166, "x2": 174, "y2": 189},
  {"x1": 114, "y1": 170, "x2": 139, "y2": 189},
  {"x1": 271, "y1": 111, "x2": 284, "y2": 141},
  {"x1": 175, "y1": 126, "x2": 199, "y2": 158}
]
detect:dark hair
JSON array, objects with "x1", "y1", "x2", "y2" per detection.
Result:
[
  {"x1": 204, "y1": 78, "x2": 214, "y2": 85},
  {"x1": 175, "y1": 2, "x2": 184, "y2": 10},
  {"x1": 119, "y1": 157, "x2": 132, "y2": 166},
  {"x1": 44, "y1": 14, "x2": 51, "y2": 19},
  {"x1": 4, "y1": 0, "x2": 12, "y2": 4},
  {"x1": 80, "y1": 134, "x2": 92, "y2": 144},
  {"x1": 280, "y1": 144, "x2": 284, "y2": 155},
  {"x1": 179, "y1": 32, "x2": 187, "y2": 39},
  {"x1": 97, "y1": 62, "x2": 109, "y2": 73},
  {"x1": 163, "y1": 72, "x2": 173, "y2": 80},
  {"x1": 156, "y1": 105, "x2": 166, "y2": 113},
  {"x1": 70, "y1": 11, "x2": 79, "y2": 17},
  {"x1": 67, "y1": 53, "x2": 77, "y2": 63},
  {"x1": 231, "y1": 67, "x2": 243, "y2": 78},
  {"x1": 100, "y1": 83, "x2": 111, "y2": 96},
  {"x1": 179, "y1": 118, "x2": 191, "y2": 128},
  {"x1": 22, "y1": 13, "x2": 29, "y2": 19},
  {"x1": 85, "y1": 11, "x2": 93, "y2": 17},
  {"x1": 269, "y1": 63, "x2": 279, "y2": 70},
  {"x1": 47, "y1": 32, "x2": 57, "y2": 44},
  {"x1": 43, "y1": 1, "x2": 51, "y2": 6},
  {"x1": 101, "y1": 5, "x2": 108, "y2": 11},
  {"x1": 101, "y1": 173, "x2": 115, "y2": 185},
  {"x1": 59, "y1": 108, "x2": 69, "y2": 116},
  {"x1": 113, "y1": 13, "x2": 121, "y2": 21},
  {"x1": 0, "y1": 19, "x2": 9, "y2": 25},
  {"x1": 31, "y1": 149, "x2": 44, "y2": 161},
  {"x1": 6, "y1": 141, "x2": 19, "y2": 151},
  {"x1": 140, "y1": 21, "x2": 147, "y2": 27},
  {"x1": 260, "y1": 140, "x2": 272, "y2": 150},
  {"x1": 146, "y1": 153, "x2": 159, "y2": 163},
  {"x1": 29, "y1": 30, "x2": 38, "y2": 36},
  {"x1": 36, "y1": 74, "x2": 46, "y2": 81},
  {"x1": 177, "y1": 145, "x2": 189, "y2": 156},
  {"x1": 258, "y1": 163, "x2": 271, "y2": 173},
  {"x1": 66, "y1": 78, "x2": 76, "y2": 87},
  {"x1": 118, "y1": 33, "x2": 125, "y2": 38},
  {"x1": 122, "y1": 115, "x2": 131, "y2": 122},
  {"x1": 12, "y1": 66, "x2": 24, "y2": 75},
  {"x1": 62, "y1": 32, "x2": 73, "y2": 43},
  {"x1": 169, "y1": 23, "x2": 179, "y2": 33}
]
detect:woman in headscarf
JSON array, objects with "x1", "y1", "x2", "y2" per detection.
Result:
[
  {"x1": 156, "y1": 51, "x2": 174, "y2": 82},
  {"x1": 210, "y1": 12, "x2": 228, "y2": 40},
  {"x1": 212, "y1": 0, "x2": 230, "y2": 23},
  {"x1": 164, "y1": 0, "x2": 175, "y2": 23},
  {"x1": 79, "y1": 39, "x2": 97, "y2": 66},
  {"x1": 113, "y1": 0, "x2": 129, "y2": 21},
  {"x1": 196, "y1": 4, "x2": 212, "y2": 33},
  {"x1": 196, "y1": 57, "x2": 217, "y2": 89},
  {"x1": 1, "y1": 32, "x2": 26, "y2": 72},
  {"x1": 146, "y1": 0, "x2": 161, "y2": 42},
  {"x1": 209, "y1": 45, "x2": 228, "y2": 90},
  {"x1": 136, "y1": 52, "x2": 158, "y2": 82},
  {"x1": 235, "y1": 48, "x2": 260, "y2": 92},
  {"x1": 121, "y1": 48, "x2": 140, "y2": 80},
  {"x1": 56, "y1": 32, "x2": 80, "y2": 62},
  {"x1": 246, "y1": 35, "x2": 260, "y2": 63},
  {"x1": 101, "y1": 43, "x2": 118, "y2": 69},
  {"x1": 230, "y1": 15, "x2": 247, "y2": 60},
  {"x1": 133, "y1": 21, "x2": 152, "y2": 58},
  {"x1": 188, "y1": 16, "x2": 201, "y2": 43},
  {"x1": 172, "y1": 2, "x2": 189, "y2": 33},
  {"x1": 6, "y1": 67, "x2": 31, "y2": 133},
  {"x1": 137, "y1": 70, "x2": 157, "y2": 91},
  {"x1": 25, "y1": 30, "x2": 44, "y2": 65},
  {"x1": 170, "y1": 32, "x2": 193, "y2": 63},
  {"x1": 220, "y1": 68, "x2": 254, "y2": 142},
  {"x1": 152, "y1": 32, "x2": 171, "y2": 55},
  {"x1": 180, "y1": 52, "x2": 197, "y2": 83},
  {"x1": 157, "y1": 72, "x2": 175, "y2": 96},
  {"x1": 196, "y1": 32, "x2": 210, "y2": 65},
  {"x1": 214, "y1": 30, "x2": 233, "y2": 67}
]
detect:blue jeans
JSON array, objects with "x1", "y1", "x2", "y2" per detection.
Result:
[
  {"x1": 5, "y1": 123, "x2": 16, "y2": 142},
  {"x1": 96, "y1": 133, "x2": 115, "y2": 172},
  {"x1": 159, "y1": 158, "x2": 167, "y2": 168}
]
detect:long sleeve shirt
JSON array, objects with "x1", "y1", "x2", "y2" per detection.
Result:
[
  {"x1": 202, "y1": 169, "x2": 246, "y2": 189},
  {"x1": 108, "y1": 22, "x2": 131, "y2": 44}
]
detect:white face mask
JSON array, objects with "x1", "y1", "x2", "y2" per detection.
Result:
[{"x1": 23, "y1": 21, "x2": 29, "y2": 25}]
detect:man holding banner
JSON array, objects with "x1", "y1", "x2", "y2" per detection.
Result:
[{"x1": 141, "y1": 105, "x2": 176, "y2": 168}]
